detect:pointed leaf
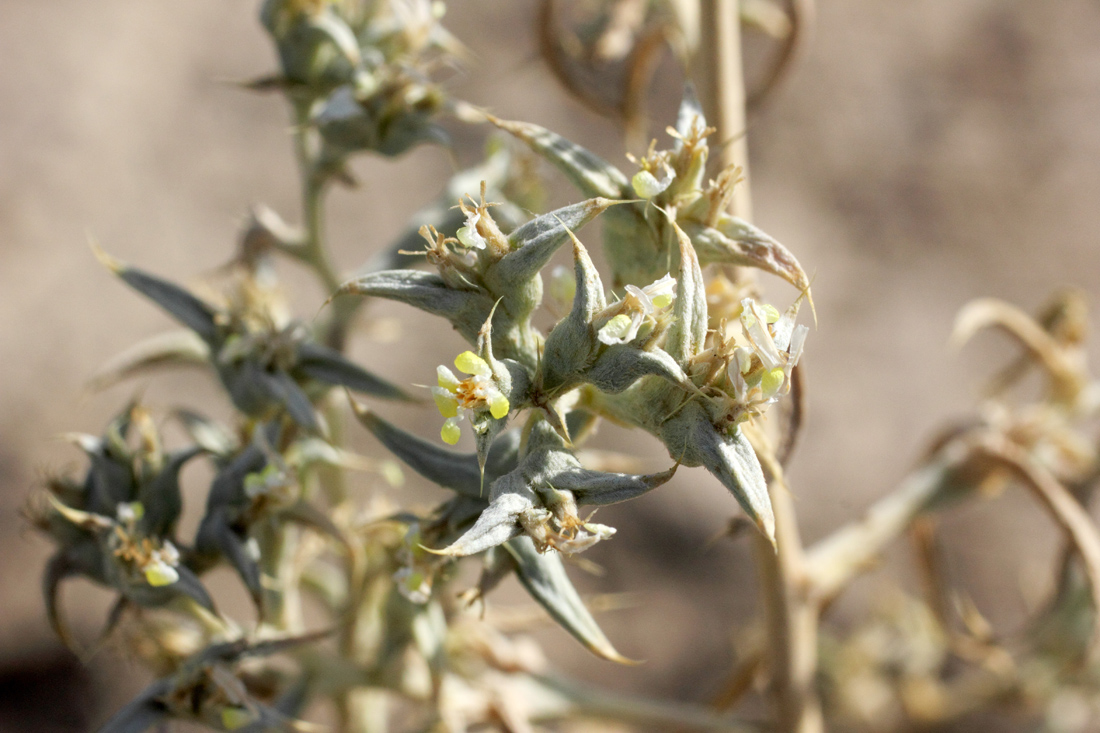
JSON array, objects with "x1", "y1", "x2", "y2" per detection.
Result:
[
  {"x1": 660, "y1": 402, "x2": 774, "y2": 543},
  {"x1": 504, "y1": 537, "x2": 632, "y2": 663},
  {"x1": 196, "y1": 511, "x2": 263, "y2": 605},
  {"x1": 350, "y1": 404, "x2": 521, "y2": 499},
  {"x1": 540, "y1": 235, "x2": 606, "y2": 394},
  {"x1": 488, "y1": 116, "x2": 631, "y2": 199},
  {"x1": 96, "y1": 249, "x2": 220, "y2": 343},
  {"x1": 138, "y1": 446, "x2": 203, "y2": 537},
  {"x1": 174, "y1": 409, "x2": 239, "y2": 456},
  {"x1": 165, "y1": 563, "x2": 218, "y2": 611},
  {"x1": 665, "y1": 223, "x2": 707, "y2": 363},
  {"x1": 295, "y1": 342, "x2": 413, "y2": 401},
  {"x1": 206, "y1": 445, "x2": 267, "y2": 510},
  {"x1": 333, "y1": 270, "x2": 493, "y2": 345},
  {"x1": 84, "y1": 444, "x2": 136, "y2": 517},
  {"x1": 554, "y1": 464, "x2": 678, "y2": 507},
  {"x1": 259, "y1": 369, "x2": 318, "y2": 431},
  {"x1": 434, "y1": 490, "x2": 532, "y2": 556},
  {"x1": 490, "y1": 197, "x2": 616, "y2": 290},
  {"x1": 44, "y1": 551, "x2": 80, "y2": 648},
  {"x1": 278, "y1": 501, "x2": 348, "y2": 548},
  {"x1": 675, "y1": 83, "x2": 706, "y2": 143}
]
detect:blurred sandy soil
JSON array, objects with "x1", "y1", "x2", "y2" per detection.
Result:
[{"x1": 3, "y1": 0, "x2": 1100, "y2": 729}]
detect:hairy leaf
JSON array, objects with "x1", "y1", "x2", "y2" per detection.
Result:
[{"x1": 505, "y1": 537, "x2": 632, "y2": 663}]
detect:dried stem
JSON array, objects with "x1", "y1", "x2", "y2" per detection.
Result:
[
  {"x1": 693, "y1": 3, "x2": 818, "y2": 728},
  {"x1": 804, "y1": 439, "x2": 973, "y2": 603},
  {"x1": 692, "y1": 0, "x2": 752, "y2": 220}
]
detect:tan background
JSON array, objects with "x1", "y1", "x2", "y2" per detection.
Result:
[{"x1": 3, "y1": 0, "x2": 1100, "y2": 729}]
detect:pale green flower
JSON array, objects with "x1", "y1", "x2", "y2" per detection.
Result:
[
  {"x1": 431, "y1": 351, "x2": 510, "y2": 444},
  {"x1": 142, "y1": 541, "x2": 181, "y2": 587},
  {"x1": 596, "y1": 274, "x2": 677, "y2": 345}
]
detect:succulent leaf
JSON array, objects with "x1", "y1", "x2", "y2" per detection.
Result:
[
  {"x1": 539, "y1": 234, "x2": 606, "y2": 394},
  {"x1": 137, "y1": 446, "x2": 203, "y2": 538},
  {"x1": 585, "y1": 345, "x2": 690, "y2": 395},
  {"x1": 488, "y1": 197, "x2": 616, "y2": 295}
]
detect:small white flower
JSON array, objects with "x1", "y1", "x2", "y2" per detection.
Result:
[
  {"x1": 142, "y1": 544, "x2": 181, "y2": 587},
  {"x1": 726, "y1": 297, "x2": 808, "y2": 408},
  {"x1": 116, "y1": 501, "x2": 143, "y2": 524},
  {"x1": 596, "y1": 274, "x2": 677, "y2": 345},
  {"x1": 456, "y1": 208, "x2": 487, "y2": 250}
]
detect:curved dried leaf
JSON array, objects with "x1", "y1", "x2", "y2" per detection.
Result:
[
  {"x1": 529, "y1": 673, "x2": 757, "y2": 730},
  {"x1": 488, "y1": 115, "x2": 631, "y2": 199},
  {"x1": 976, "y1": 437, "x2": 1100, "y2": 660},
  {"x1": 688, "y1": 218, "x2": 812, "y2": 299},
  {"x1": 953, "y1": 297, "x2": 1080, "y2": 392},
  {"x1": 88, "y1": 330, "x2": 211, "y2": 391},
  {"x1": 504, "y1": 537, "x2": 633, "y2": 663}
]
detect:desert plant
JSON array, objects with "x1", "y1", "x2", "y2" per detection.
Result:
[{"x1": 31, "y1": 2, "x2": 1100, "y2": 732}]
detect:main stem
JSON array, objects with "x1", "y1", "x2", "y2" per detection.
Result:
[{"x1": 694, "y1": 4, "x2": 821, "y2": 731}]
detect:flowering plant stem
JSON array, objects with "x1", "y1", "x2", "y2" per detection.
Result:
[{"x1": 695, "y1": 3, "x2": 821, "y2": 730}]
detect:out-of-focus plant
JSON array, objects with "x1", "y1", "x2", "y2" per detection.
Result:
[{"x1": 30, "y1": 2, "x2": 1100, "y2": 732}]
